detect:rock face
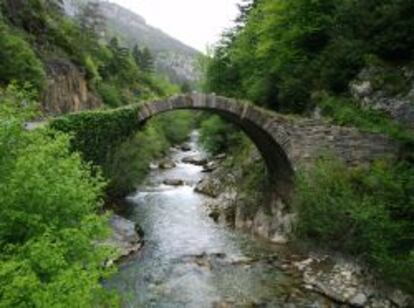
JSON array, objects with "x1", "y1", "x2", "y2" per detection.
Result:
[
  {"x1": 103, "y1": 214, "x2": 143, "y2": 265},
  {"x1": 350, "y1": 66, "x2": 414, "y2": 129},
  {"x1": 236, "y1": 198, "x2": 296, "y2": 245},
  {"x1": 199, "y1": 152, "x2": 296, "y2": 245},
  {"x1": 42, "y1": 59, "x2": 102, "y2": 114},
  {"x1": 292, "y1": 255, "x2": 413, "y2": 307}
]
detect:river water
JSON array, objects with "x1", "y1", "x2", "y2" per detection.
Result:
[{"x1": 106, "y1": 132, "x2": 333, "y2": 307}]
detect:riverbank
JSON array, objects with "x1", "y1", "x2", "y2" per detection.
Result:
[{"x1": 195, "y1": 151, "x2": 413, "y2": 307}]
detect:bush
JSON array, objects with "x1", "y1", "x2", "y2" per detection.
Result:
[
  {"x1": 0, "y1": 22, "x2": 46, "y2": 90},
  {"x1": 104, "y1": 111, "x2": 195, "y2": 197},
  {"x1": 97, "y1": 82, "x2": 123, "y2": 107},
  {"x1": 0, "y1": 86, "x2": 118, "y2": 307},
  {"x1": 315, "y1": 93, "x2": 413, "y2": 141},
  {"x1": 157, "y1": 111, "x2": 195, "y2": 145},
  {"x1": 199, "y1": 115, "x2": 245, "y2": 155},
  {"x1": 293, "y1": 157, "x2": 414, "y2": 292},
  {"x1": 104, "y1": 123, "x2": 170, "y2": 197}
]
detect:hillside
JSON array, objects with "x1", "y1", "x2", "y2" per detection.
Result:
[{"x1": 65, "y1": 0, "x2": 202, "y2": 84}]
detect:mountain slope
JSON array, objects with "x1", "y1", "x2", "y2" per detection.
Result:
[
  {"x1": 64, "y1": 0, "x2": 201, "y2": 85},
  {"x1": 100, "y1": 2, "x2": 201, "y2": 85}
]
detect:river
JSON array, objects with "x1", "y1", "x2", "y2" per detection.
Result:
[{"x1": 106, "y1": 131, "x2": 334, "y2": 307}]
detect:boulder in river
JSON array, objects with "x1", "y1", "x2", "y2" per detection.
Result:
[
  {"x1": 159, "y1": 159, "x2": 176, "y2": 170},
  {"x1": 292, "y1": 255, "x2": 413, "y2": 307},
  {"x1": 202, "y1": 161, "x2": 219, "y2": 173},
  {"x1": 195, "y1": 177, "x2": 223, "y2": 198},
  {"x1": 180, "y1": 143, "x2": 192, "y2": 152},
  {"x1": 182, "y1": 155, "x2": 208, "y2": 166},
  {"x1": 102, "y1": 214, "x2": 143, "y2": 266},
  {"x1": 163, "y1": 178, "x2": 185, "y2": 186}
]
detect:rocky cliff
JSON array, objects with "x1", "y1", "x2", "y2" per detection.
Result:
[
  {"x1": 41, "y1": 59, "x2": 102, "y2": 114},
  {"x1": 350, "y1": 65, "x2": 414, "y2": 129}
]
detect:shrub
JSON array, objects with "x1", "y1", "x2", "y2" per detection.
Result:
[
  {"x1": 199, "y1": 115, "x2": 245, "y2": 155},
  {"x1": 315, "y1": 93, "x2": 413, "y2": 141},
  {"x1": 156, "y1": 111, "x2": 195, "y2": 145},
  {"x1": 97, "y1": 82, "x2": 123, "y2": 107},
  {"x1": 104, "y1": 123, "x2": 170, "y2": 197},
  {"x1": 0, "y1": 85, "x2": 118, "y2": 307},
  {"x1": 293, "y1": 157, "x2": 414, "y2": 292},
  {"x1": 0, "y1": 22, "x2": 46, "y2": 90}
]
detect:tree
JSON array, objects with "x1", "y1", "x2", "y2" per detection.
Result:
[
  {"x1": 45, "y1": 0, "x2": 64, "y2": 15},
  {"x1": 105, "y1": 37, "x2": 131, "y2": 75},
  {"x1": 0, "y1": 85, "x2": 118, "y2": 307},
  {"x1": 0, "y1": 22, "x2": 46, "y2": 90},
  {"x1": 140, "y1": 47, "x2": 154, "y2": 73},
  {"x1": 132, "y1": 44, "x2": 143, "y2": 68},
  {"x1": 78, "y1": 1, "x2": 105, "y2": 39}
]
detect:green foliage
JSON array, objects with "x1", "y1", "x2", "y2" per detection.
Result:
[
  {"x1": 50, "y1": 106, "x2": 194, "y2": 197},
  {"x1": 294, "y1": 157, "x2": 414, "y2": 292},
  {"x1": 157, "y1": 111, "x2": 195, "y2": 145},
  {"x1": 105, "y1": 110, "x2": 195, "y2": 197},
  {"x1": 0, "y1": 85, "x2": 118, "y2": 307},
  {"x1": 97, "y1": 82, "x2": 123, "y2": 107},
  {"x1": 199, "y1": 115, "x2": 245, "y2": 155},
  {"x1": 104, "y1": 123, "x2": 169, "y2": 197},
  {"x1": 0, "y1": 22, "x2": 46, "y2": 90},
  {"x1": 315, "y1": 93, "x2": 413, "y2": 141},
  {"x1": 1, "y1": 0, "x2": 175, "y2": 107},
  {"x1": 50, "y1": 104, "x2": 141, "y2": 166},
  {"x1": 206, "y1": 0, "x2": 414, "y2": 113}
]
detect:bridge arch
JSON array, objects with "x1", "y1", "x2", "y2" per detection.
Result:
[{"x1": 137, "y1": 93, "x2": 295, "y2": 202}]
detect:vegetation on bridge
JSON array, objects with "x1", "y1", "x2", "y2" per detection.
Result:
[
  {"x1": 50, "y1": 104, "x2": 195, "y2": 198},
  {"x1": 50, "y1": 105, "x2": 142, "y2": 166}
]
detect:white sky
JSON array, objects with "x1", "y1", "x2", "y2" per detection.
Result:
[{"x1": 108, "y1": 0, "x2": 241, "y2": 52}]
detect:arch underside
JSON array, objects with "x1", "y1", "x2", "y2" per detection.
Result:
[{"x1": 137, "y1": 95, "x2": 295, "y2": 202}]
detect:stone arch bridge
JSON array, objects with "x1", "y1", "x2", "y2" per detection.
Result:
[
  {"x1": 137, "y1": 94, "x2": 398, "y2": 201},
  {"x1": 50, "y1": 93, "x2": 398, "y2": 202}
]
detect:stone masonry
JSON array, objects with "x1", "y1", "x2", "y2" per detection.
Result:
[{"x1": 137, "y1": 93, "x2": 400, "y2": 200}]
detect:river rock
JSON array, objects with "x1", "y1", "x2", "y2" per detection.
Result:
[
  {"x1": 195, "y1": 177, "x2": 222, "y2": 198},
  {"x1": 103, "y1": 214, "x2": 143, "y2": 266},
  {"x1": 163, "y1": 178, "x2": 185, "y2": 186},
  {"x1": 182, "y1": 155, "x2": 208, "y2": 166},
  {"x1": 215, "y1": 153, "x2": 226, "y2": 160},
  {"x1": 180, "y1": 143, "x2": 192, "y2": 151},
  {"x1": 159, "y1": 159, "x2": 176, "y2": 169},
  {"x1": 202, "y1": 161, "x2": 219, "y2": 173},
  {"x1": 350, "y1": 293, "x2": 368, "y2": 307},
  {"x1": 292, "y1": 255, "x2": 413, "y2": 307}
]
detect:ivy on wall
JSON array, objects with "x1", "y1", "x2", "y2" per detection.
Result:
[{"x1": 50, "y1": 105, "x2": 141, "y2": 166}]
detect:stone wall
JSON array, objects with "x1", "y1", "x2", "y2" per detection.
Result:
[{"x1": 138, "y1": 93, "x2": 401, "y2": 182}]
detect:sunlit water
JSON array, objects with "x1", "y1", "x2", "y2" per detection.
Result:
[{"x1": 106, "y1": 131, "x2": 333, "y2": 307}]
